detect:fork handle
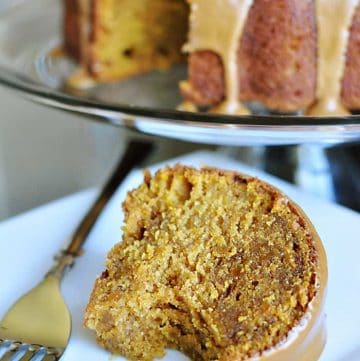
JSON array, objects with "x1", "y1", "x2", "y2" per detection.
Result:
[{"x1": 47, "y1": 140, "x2": 153, "y2": 279}]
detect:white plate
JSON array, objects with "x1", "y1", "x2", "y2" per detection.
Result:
[{"x1": 1, "y1": 151, "x2": 359, "y2": 361}]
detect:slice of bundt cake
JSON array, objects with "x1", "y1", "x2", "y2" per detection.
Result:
[{"x1": 84, "y1": 165, "x2": 327, "y2": 361}]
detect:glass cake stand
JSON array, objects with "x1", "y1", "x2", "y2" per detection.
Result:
[
  {"x1": 0, "y1": 0, "x2": 359, "y2": 147},
  {"x1": 0, "y1": 0, "x2": 359, "y2": 209}
]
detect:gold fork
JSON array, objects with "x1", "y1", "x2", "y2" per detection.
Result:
[{"x1": 0, "y1": 140, "x2": 153, "y2": 361}]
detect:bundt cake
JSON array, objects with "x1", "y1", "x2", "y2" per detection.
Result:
[
  {"x1": 64, "y1": 0, "x2": 360, "y2": 116},
  {"x1": 84, "y1": 165, "x2": 327, "y2": 361}
]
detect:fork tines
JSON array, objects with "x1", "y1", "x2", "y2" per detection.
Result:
[{"x1": 0, "y1": 339, "x2": 63, "y2": 361}]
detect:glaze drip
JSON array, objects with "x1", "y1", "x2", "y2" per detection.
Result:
[
  {"x1": 307, "y1": 0, "x2": 358, "y2": 116},
  {"x1": 184, "y1": 0, "x2": 253, "y2": 115}
]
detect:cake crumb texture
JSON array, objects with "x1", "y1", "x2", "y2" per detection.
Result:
[{"x1": 85, "y1": 166, "x2": 318, "y2": 361}]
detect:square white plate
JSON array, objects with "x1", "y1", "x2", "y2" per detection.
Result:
[{"x1": 1, "y1": 151, "x2": 359, "y2": 361}]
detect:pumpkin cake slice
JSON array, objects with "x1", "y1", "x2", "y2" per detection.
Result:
[{"x1": 84, "y1": 165, "x2": 327, "y2": 361}]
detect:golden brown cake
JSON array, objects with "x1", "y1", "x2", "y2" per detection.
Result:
[
  {"x1": 64, "y1": 0, "x2": 360, "y2": 116},
  {"x1": 84, "y1": 165, "x2": 327, "y2": 361},
  {"x1": 64, "y1": 0, "x2": 189, "y2": 84}
]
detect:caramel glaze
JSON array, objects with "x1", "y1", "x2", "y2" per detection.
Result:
[
  {"x1": 183, "y1": 0, "x2": 253, "y2": 115},
  {"x1": 307, "y1": 0, "x2": 359, "y2": 116}
]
